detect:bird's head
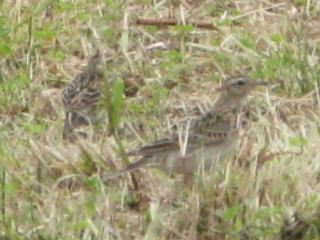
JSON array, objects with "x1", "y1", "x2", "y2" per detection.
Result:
[{"x1": 219, "y1": 75, "x2": 268, "y2": 99}]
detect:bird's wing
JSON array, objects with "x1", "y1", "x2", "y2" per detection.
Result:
[
  {"x1": 127, "y1": 113, "x2": 231, "y2": 156},
  {"x1": 127, "y1": 110, "x2": 235, "y2": 156},
  {"x1": 127, "y1": 137, "x2": 180, "y2": 156},
  {"x1": 65, "y1": 86, "x2": 101, "y2": 111}
]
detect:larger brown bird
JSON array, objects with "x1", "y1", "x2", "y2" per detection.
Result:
[{"x1": 103, "y1": 75, "x2": 267, "y2": 181}]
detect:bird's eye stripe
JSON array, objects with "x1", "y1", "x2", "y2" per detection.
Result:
[{"x1": 231, "y1": 80, "x2": 245, "y2": 86}]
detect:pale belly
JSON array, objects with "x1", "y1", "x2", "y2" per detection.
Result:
[{"x1": 163, "y1": 137, "x2": 238, "y2": 175}]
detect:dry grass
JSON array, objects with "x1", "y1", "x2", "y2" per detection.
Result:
[{"x1": 1, "y1": 0, "x2": 320, "y2": 239}]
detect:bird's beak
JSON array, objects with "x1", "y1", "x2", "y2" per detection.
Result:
[{"x1": 254, "y1": 80, "x2": 269, "y2": 86}]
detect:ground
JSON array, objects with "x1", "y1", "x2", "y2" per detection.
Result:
[{"x1": 0, "y1": 0, "x2": 320, "y2": 239}]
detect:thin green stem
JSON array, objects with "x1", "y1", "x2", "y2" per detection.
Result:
[
  {"x1": 1, "y1": 166, "x2": 5, "y2": 222},
  {"x1": 102, "y1": 67, "x2": 129, "y2": 166}
]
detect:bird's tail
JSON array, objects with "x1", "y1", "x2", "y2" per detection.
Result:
[{"x1": 101, "y1": 155, "x2": 158, "y2": 183}]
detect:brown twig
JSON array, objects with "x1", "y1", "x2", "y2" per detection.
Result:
[{"x1": 136, "y1": 17, "x2": 218, "y2": 30}]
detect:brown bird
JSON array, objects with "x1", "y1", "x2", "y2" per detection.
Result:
[
  {"x1": 61, "y1": 54, "x2": 103, "y2": 140},
  {"x1": 103, "y1": 75, "x2": 267, "y2": 181}
]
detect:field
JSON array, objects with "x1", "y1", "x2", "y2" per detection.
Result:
[{"x1": 1, "y1": 0, "x2": 320, "y2": 239}]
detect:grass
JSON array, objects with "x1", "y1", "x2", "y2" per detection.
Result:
[{"x1": 1, "y1": 0, "x2": 320, "y2": 239}]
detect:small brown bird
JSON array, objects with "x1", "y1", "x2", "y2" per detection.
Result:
[
  {"x1": 61, "y1": 54, "x2": 103, "y2": 140},
  {"x1": 280, "y1": 213, "x2": 308, "y2": 240},
  {"x1": 103, "y1": 75, "x2": 267, "y2": 181}
]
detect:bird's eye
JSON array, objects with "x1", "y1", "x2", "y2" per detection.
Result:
[{"x1": 237, "y1": 80, "x2": 245, "y2": 86}]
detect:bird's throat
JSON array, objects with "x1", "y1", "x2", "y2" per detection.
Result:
[{"x1": 213, "y1": 92, "x2": 244, "y2": 111}]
